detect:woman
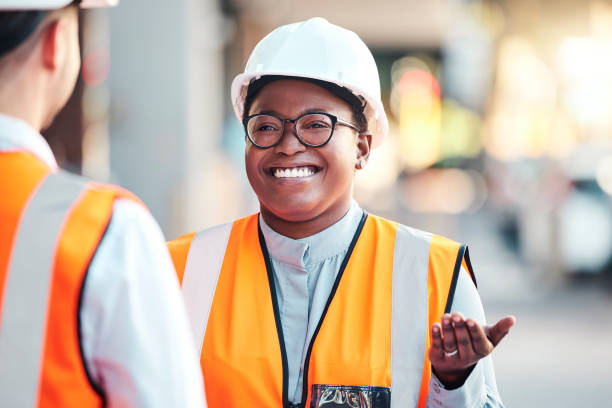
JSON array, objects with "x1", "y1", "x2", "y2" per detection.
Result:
[{"x1": 169, "y1": 17, "x2": 514, "y2": 408}]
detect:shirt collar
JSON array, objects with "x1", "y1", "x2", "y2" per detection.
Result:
[
  {"x1": 259, "y1": 200, "x2": 364, "y2": 269},
  {"x1": 0, "y1": 112, "x2": 58, "y2": 170}
]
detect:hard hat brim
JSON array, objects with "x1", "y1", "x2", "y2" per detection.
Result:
[
  {"x1": 0, "y1": 0, "x2": 118, "y2": 9},
  {"x1": 79, "y1": 0, "x2": 118, "y2": 8},
  {"x1": 231, "y1": 72, "x2": 389, "y2": 149}
]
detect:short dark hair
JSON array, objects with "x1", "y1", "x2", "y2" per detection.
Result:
[
  {"x1": 243, "y1": 75, "x2": 368, "y2": 132},
  {"x1": 0, "y1": 1, "x2": 81, "y2": 59},
  {"x1": 0, "y1": 10, "x2": 48, "y2": 58}
]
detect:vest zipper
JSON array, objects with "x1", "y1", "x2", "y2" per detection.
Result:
[
  {"x1": 258, "y1": 213, "x2": 368, "y2": 408},
  {"x1": 258, "y1": 222, "x2": 291, "y2": 406},
  {"x1": 299, "y1": 213, "x2": 368, "y2": 407}
]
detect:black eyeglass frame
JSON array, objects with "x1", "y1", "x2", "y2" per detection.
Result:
[{"x1": 242, "y1": 111, "x2": 361, "y2": 149}]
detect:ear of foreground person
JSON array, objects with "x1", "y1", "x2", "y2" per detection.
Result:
[{"x1": 0, "y1": 1, "x2": 205, "y2": 406}]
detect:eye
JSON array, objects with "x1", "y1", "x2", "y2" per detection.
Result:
[
  {"x1": 257, "y1": 124, "x2": 279, "y2": 131},
  {"x1": 300, "y1": 115, "x2": 333, "y2": 130},
  {"x1": 306, "y1": 121, "x2": 330, "y2": 129},
  {"x1": 249, "y1": 115, "x2": 282, "y2": 133}
]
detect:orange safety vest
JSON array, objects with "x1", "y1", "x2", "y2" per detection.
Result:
[
  {"x1": 0, "y1": 151, "x2": 139, "y2": 407},
  {"x1": 168, "y1": 213, "x2": 475, "y2": 408}
]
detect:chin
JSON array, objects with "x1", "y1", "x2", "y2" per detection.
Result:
[{"x1": 262, "y1": 200, "x2": 321, "y2": 223}]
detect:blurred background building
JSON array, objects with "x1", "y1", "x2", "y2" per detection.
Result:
[{"x1": 42, "y1": 0, "x2": 612, "y2": 405}]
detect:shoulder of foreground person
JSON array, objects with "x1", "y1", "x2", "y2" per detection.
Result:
[{"x1": 80, "y1": 198, "x2": 206, "y2": 408}]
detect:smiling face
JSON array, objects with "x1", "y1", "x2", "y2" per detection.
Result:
[{"x1": 245, "y1": 78, "x2": 371, "y2": 238}]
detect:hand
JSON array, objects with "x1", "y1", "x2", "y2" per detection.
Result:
[{"x1": 429, "y1": 312, "x2": 516, "y2": 388}]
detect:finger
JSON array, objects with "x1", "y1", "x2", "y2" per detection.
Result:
[
  {"x1": 485, "y1": 316, "x2": 516, "y2": 346},
  {"x1": 429, "y1": 323, "x2": 445, "y2": 361},
  {"x1": 441, "y1": 314, "x2": 458, "y2": 353},
  {"x1": 452, "y1": 313, "x2": 476, "y2": 361},
  {"x1": 466, "y1": 318, "x2": 494, "y2": 357}
]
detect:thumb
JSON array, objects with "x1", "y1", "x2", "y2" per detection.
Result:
[{"x1": 485, "y1": 315, "x2": 516, "y2": 346}]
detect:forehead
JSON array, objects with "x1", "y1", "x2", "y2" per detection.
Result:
[{"x1": 249, "y1": 79, "x2": 353, "y2": 116}]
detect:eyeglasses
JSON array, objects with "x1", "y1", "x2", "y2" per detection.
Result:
[{"x1": 243, "y1": 112, "x2": 360, "y2": 149}]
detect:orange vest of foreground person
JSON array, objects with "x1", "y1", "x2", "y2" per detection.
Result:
[
  {"x1": 0, "y1": 151, "x2": 138, "y2": 407},
  {"x1": 168, "y1": 212, "x2": 475, "y2": 408}
]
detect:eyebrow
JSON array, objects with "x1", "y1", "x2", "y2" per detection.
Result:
[{"x1": 251, "y1": 108, "x2": 334, "y2": 117}]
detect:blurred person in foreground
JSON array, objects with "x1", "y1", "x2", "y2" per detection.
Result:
[
  {"x1": 0, "y1": 1, "x2": 204, "y2": 406},
  {"x1": 168, "y1": 17, "x2": 515, "y2": 408}
]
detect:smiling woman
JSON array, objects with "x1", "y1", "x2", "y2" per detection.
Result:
[
  {"x1": 244, "y1": 79, "x2": 369, "y2": 238},
  {"x1": 167, "y1": 17, "x2": 514, "y2": 408}
]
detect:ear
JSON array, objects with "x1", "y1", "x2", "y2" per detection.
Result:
[
  {"x1": 41, "y1": 19, "x2": 63, "y2": 71},
  {"x1": 355, "y1": 132, "x2": 372, "y2": 170}
]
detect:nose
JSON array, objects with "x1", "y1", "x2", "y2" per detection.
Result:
[{"x1": 273, "y1": 120, "x2": 307, "y2": 155}]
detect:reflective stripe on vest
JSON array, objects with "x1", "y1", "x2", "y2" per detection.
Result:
[
  {"x1": 170, "y1": 213, "x2": 471, "y2": 408},
  {"x1": 181, "y1": 222, "x2": 233, "y2": 353},
  {"x1": 0, "y1": 153, "x2": 136, "y2": 407},
  {"x1": 0, "y1": 171, "x2": 86, "y2": 406}
]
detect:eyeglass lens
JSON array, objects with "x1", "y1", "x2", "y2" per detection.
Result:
[{"x1": 247, "y1": 113, "x2": 334, "y2": 147}]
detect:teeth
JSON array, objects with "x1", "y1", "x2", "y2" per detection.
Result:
[{"x1": 274, "y1": 167, "x2": 316, "y2": 178}]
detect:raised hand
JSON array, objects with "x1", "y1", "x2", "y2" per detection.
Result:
[{"x1": 429, "y1": 312, "x2": 516, "y2": 388}]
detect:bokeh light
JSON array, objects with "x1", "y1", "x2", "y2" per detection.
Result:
[{"x1": 82, "y1": 46, "x2": 111, "y2": 88}]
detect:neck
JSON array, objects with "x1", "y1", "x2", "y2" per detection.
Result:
[
  {"x1": 260, "y1": 199, "x2": 352, "y2": 239},
  {"x1": 0, "y1": 70, "x2": 49, "y2": 133}
]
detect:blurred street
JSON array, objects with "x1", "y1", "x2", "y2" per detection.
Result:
[
  {"x1": 458, "y1": 210, "x2": 612, "y2": 407},
  {"x1": 489, "y1": 282, "x2": 612, "y2": 407}
]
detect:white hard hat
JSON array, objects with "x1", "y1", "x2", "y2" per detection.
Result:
[
  {"x1": 231, "y1": 17, "x2": 388, "y2": 148},
  {"x1": 0, "y1": 0, "x2": 117, "y2": 9}
]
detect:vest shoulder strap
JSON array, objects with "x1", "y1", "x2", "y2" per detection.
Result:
[
  {"x1": 167, "y1": 232, "x2": 197, "y2": 284},
  {"x1": 46, "y1": 174, "x2": 126, "y2": 404},
  {"x1": 90, "y1": 183, "x2": 142, "y2": 205},
  {"x1": 383, "y1": 219, "x2": 474, "y2": 408},
  {"x1": 0, "y1": 171, "x2": 87, "y2": 406},
  {"x1": 181, "y1": 220, "x2": 236, "y2": 353},
  {"x1": 0, "y1": 170, "x2": 121, "y2": 406},
  {"x1": 421, "y1": 234, "x2": 472, "y2": 407}
]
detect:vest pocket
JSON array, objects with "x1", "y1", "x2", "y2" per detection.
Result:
[{"x1": 310, "y1": 384, "x2": 390, "y2": 408}]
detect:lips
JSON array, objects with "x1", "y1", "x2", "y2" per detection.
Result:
[{"x1": 268, "y1": 165, "x2": 321, "y2": 179}]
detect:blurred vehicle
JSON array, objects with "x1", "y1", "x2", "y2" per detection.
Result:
[
  {"x1": 557, "y1": 144, "x2": 612, "y2": 275},
  {"x1": 557, "y1": 178, "x2": 612, "y2": 274}
]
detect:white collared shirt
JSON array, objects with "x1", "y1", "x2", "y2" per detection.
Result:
[
  {"x1": 0, "y1": 113, "x2": 205, "y2": 407},
  {"x1": 260, "y1": 201, "x2": 505, "y2": 407}
]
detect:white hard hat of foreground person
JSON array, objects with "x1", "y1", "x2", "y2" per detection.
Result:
[
  {"x1": 231, "y1": 17, "x2": 389, "y2": 148},
  {"x1": 0, "y1": 0, "x2": 117, "y2": 9}
]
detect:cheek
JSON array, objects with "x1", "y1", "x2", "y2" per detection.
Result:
[
  {"x1": 335, "y1": 156, "x2": 357, "y2": 182},
  {"x1": 325, "y1": 140, "x2": 358, "y2": 177},
  {"x1": 244, "y1": 148, "x2": 263, "y2": 183},
  {"x1": 319, "y1": 154, "x2": 356, "y2": 197}
]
